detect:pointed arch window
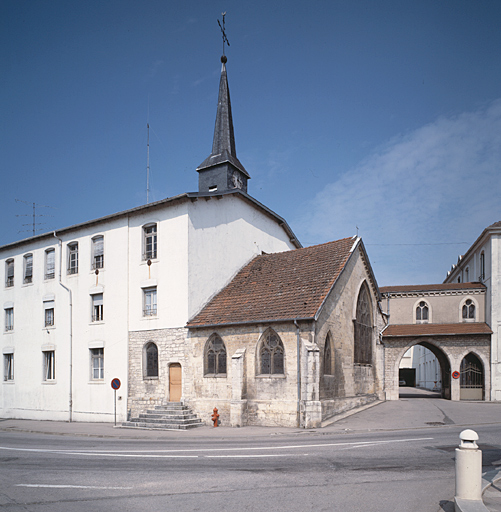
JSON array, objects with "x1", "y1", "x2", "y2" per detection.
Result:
[
  {"x1": 462, "y1": 299, "x2": 475, "y2": 321},
  {"x1": 480, "y1": 252, "x2": 485, "y2": 281},
  {"x1": 259, "y1": 329, "x2": 284, "y2": 375},
  {"x1": 416, "y1": 301, "x2": 429, "y2": 323},
  {"x1": 354, "y1": 282, "x2": 372, "y2": 365},
  {"x1": 204, "y1": 334, "x2": 227, "y2": 376},
  {"x1": 323, "y1": 333, "x2": 333, "y2": 376},
  {"x1": 144, "y1": 342, "x2": 158, "y2": 378}
]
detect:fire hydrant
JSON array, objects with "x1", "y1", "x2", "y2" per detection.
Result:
[{"x1": 211, "y1": 407, "x2": 219, "y2": 427}]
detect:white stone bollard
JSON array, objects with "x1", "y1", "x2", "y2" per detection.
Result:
[{"x1": 455, "y1": 429, "x2": 482, "y2": 501}]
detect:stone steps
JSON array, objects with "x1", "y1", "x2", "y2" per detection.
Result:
[{"x1": 121, "y1": 402, "x2": 204, "y2": 430}]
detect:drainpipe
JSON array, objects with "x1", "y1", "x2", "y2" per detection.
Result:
[
  {"x1": 54, "y1": 232, "x2": 73, "y2": 422},
  {"x1": 294, "y1": 319, "x2": 301, "y2": 428}
]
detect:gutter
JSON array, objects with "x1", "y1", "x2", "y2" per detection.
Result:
[
  {"x1": 294, "y1": 319, "x2": 301, "y2": 428},
  {"x1": 54, "y1": 232, "x2": 73, "y2": 422}
]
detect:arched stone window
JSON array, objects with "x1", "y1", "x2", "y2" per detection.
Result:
[
  {"x1": 144, "y1": 342, "x2": 158, "y2": 378},
  {"x1": 462, "y1": 299, "x2": 475, "y2": 321},
  {"x1": 323, "y1": 333, "x2": 333, "y2": 375},
  {"x1": 416, "y1": 301, "x2": 429, "y2": 323},
  {"x1": 204, "y1": 334, "x2": 227, "y2": 375},
  {"x1": 354, "y1": 282, "x2": 372, "y2": 365},
  {"x1": 259, "y1": 329, "x2": 284, "y2": 375}
]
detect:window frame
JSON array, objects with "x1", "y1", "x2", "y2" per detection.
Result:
[
  {"x1": 43, "y1": 350, "x2": 55, "y2": 381},
  {"x1": 204, "y1": 334, "x2": 227, "y2": 376},
  {"x1": 67, "y1": 242, "x2": 79, "y2": 275},
  {"x1": 323, "y1": 333, "x2": 334, "y2": 376},
  {"x1": 90, "y1": 348, "x2": 104, "y2": 380},
  {"x1": 4, "y1": 353, "x2": 14, "y2": 382},
  {"x1": 4, "y1": 307, "x2": 13, "y2": 332},
  {"x1": 23, "y1": 253, "x2": 33, "y2": 284},
  {"x1": 5, "y1": 259, "x2": 14, "y2": 288},
  {"x1": 143, "y1": 224, "x2": 157, "y2": 260},
  {"x1": 143, "y1": 342, "x2": 159, "y2": 378},
  {"x1": 258, "y1": 328, "x2": 284, "y2": 376},
  {"x1": 45, "y1": 248, "x2": 55, "y2": 280},
  {"x1": 415, "y1": 300, "x2": 430, "y2": 323},
  {"x1": 91, "y1": 293, "x2": 104, "y2": 322},
  {"x1": 91, "y1": 236, "x2": 104, "y2": 270},
  {"x1": 353, "y1": 282, "x2": 373, "y2": 365},
  {"x1": 44, "y1": 300, "x2": 55, "y2": 327},
  {"x1": 143, "y1": 287, "x2": 157, "y2": 317}
]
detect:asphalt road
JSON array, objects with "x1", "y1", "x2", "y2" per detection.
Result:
[{"x1": 1, "y1": 391, "x2": 501, "y2": 512}]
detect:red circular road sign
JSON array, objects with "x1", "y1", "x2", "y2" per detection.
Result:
[
  {"x1": 452, "y1": 371, "x2": 460, "y2": 379},
  {"x1": 111, "y1": 378, "x2": 121, "y2": 390}
]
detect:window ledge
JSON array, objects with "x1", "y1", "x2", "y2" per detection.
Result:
[
  {"x1": 3, "y1": 331, "x2": 14, "y2": 335},
  {"x1": 90, "y1": 321, "x2": 105, "y2": 325},
  {"x1": 44, "y1": 326, "x2": 56, "y2": 331},
  {"x1": 143, "y1": 376, "x2": 159, "y2": 381},
  {"x1": 89, "y1": 380, "x2": 105, "y2": 384},
  {"x1": 204, "y1": 374, "x2": 227, "y2": 378},
  {"x1": 3, "y1": 381, "x2": 15, "y2": 385},
  {"x1": 42, "y1": 381, "x2": 57, "y2": 385},
  {"x1": 255, "y1": 374, "x2": 286, "y2": 379},
  {"x1": 21, "y1": 282, "x2": 34, "y2": 287}
]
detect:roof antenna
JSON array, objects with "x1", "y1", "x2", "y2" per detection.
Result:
[
  {"x1": 146, "y1": 122, "x2": 150, "y2": 204},
  {"x1": 15, "y1": 199, "x2": 55, "y2": 236},
  {"x1": 217, "y1": 12, "x2": 230, "y2": 60}
]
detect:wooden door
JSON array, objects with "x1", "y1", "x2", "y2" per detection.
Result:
[{"x1": 169, "y1": 363, "x2": 182, "y2": 402}]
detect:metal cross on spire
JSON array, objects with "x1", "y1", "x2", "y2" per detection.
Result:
[{"x1": 218, "y1": 12, "x2": 230, "y2": 57}]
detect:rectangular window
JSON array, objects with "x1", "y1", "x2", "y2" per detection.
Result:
[
  {"x1": 45, "y1": 307, "x2": 54, "y2": 327},
  {"x1": 23, "y1": 254, "x2": 33, "y2": 284},
  {"x1": 5, "y1": 259, "x2": 14, "y2": 287},
  {"x1": 143, "y1": 224, "x2": 157, "y2": 260},
  {"x1": 143, "y1": 287, "x2": 157, "y2": 316},
  {"x1": 4, "y1": 353, "x2": 14, "y2": 381},
  {"x1": 43, "y1": 351, "x2": 55, "y2": 381},
  {"x1": 5, "y1": 308, "x2": 13, "y2": 332},
  {"x1": 92, "y1": 236, "x2": 104, "y2": 269},
  {"x1": 90, "y1": 348, "x2": 104, "y2": 380},
  {"x1": 92, "y1": 293, "x2": 103, "y2": 322},
  {"x1": 45, "y1": 249, "x2": 55, "y2": 280},
  {"x1": 67, "y1": 242, "x2": 78, "y2": 275}
]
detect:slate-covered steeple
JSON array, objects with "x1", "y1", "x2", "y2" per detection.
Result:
[{"x1": 197, "y1": 56, "x2": 250, "y2": 194}]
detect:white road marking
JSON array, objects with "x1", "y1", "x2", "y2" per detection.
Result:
[
  {"x1": 204, "y1": 453, "x2": 309, "y2": 458},
  {"x1": 0, "y1": 437, "x2": 433, "y2": 459},
  {"x1": 16, "y1": 484, "x2": 132, "y2": 490}
]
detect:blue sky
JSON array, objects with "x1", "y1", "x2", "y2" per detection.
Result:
[{"x1": 1, "y1": 0, "x2": 500, "y2": 286}]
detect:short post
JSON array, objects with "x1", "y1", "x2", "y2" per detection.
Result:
[{"x1": 455, "y1": 429, "x2": 482, "y2": 502}]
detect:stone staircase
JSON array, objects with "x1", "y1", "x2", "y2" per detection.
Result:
[{"x1": 121, "y1": 402, "x2": 204, "y2": 430}]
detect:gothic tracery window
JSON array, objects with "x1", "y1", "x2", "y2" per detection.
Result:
[
  {"x1": 204, "y1": 334, "x2": 227, "y2": 375},
  {"x1": 416, "y1": 301, "x2": 429, "y2": 322},
  {"x1": 354, "y1": 282, "x2": 372, "y2": 365},
  {"x1": 259, "y1": 329, "x2": 284, "y2": 375},
  {"x1": 462, "y1": 299, "x2": 475, "y2": 321}
]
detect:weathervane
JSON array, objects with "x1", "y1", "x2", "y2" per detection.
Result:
[{"x1": 217, "y1": 12, "x2": 230, "y2": 59}]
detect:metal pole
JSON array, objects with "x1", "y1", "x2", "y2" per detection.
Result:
[{"x1": 114, "y1": 389, "x2": 117, "y2": 426}]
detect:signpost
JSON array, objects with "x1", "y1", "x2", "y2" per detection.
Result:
[{"x1": 111, "y1": 378, "x2": 121, "y2": 426}]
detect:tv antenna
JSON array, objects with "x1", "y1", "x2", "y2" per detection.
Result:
[
  {"x1": 15, "y1": 199, "x2": 55, "y2": 236},
  {"x1": 146, "y1": 122, "x2": 150, "y2": 204},
  {"x1": 218, "y1": 12, "x2": 230, "y2": 57}
]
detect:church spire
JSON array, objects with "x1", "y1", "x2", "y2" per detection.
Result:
[{"x1": 196, "y1": 55, "x2": 250, "y2": 194}]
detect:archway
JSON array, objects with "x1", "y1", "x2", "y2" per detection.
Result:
[
  {"x1": 397, "y1": 342, "x2": 451, "y2": 400},
  {"x1": 459, "y1": 353, "x2": 484, "y2": 400}
]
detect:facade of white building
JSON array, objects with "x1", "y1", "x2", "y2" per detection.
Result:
[
  {"x1": 444, "y1": 221, "x2": 501, "y2": 400},
  {"x1": 0, "y1": 55, "x2": 300, "y2": 423}
]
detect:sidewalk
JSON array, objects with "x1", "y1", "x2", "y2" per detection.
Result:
[{"x1": 2, "y1": 390, "x2": 501, "y2": 511}]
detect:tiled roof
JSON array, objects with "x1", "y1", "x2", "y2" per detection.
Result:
[
  {"x1": 380, "y1": 282, "x2": 485, "y2": 294},
  {"x1": 383, "y1": 323, "x2": 492, "y2": 337},
  {"x1": 188, "y1": 237, "x2": 357, "y2": 327}
]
